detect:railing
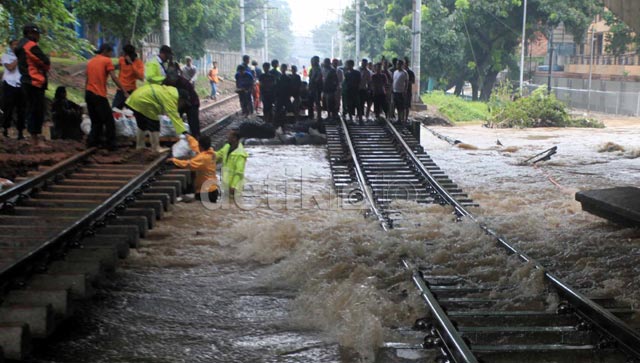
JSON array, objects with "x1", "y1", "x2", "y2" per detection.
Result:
[{"x1": 569, "y1": 53, "x2": 640, "y2": 66}]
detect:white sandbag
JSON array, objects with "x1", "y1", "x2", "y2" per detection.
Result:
[
  {"x1": 159, "y1": 115, "x2": 190, "y2": 137},
  {"x1": 115, "y1": 114, "x2": 137, "y2": 138},
  {"x1": 81, "y1": 115, "x2": 91, "y2": 135},
  {"x1": 171, "y1": 135, "x2": 195, "y2": 160}
]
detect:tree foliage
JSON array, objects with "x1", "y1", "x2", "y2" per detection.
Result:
[
  {"x1": 0, "y1": 1, "x2": 91, "y2": 55},
  {"x1": 74, "y1": 0, "x2": 160, "y2": 45},
  {"x1": 603, "y1": 10, "x2": 635, "y2": 57},
  {"x1": 337, "y1": 0, "x2": 599, "y2": 100}
]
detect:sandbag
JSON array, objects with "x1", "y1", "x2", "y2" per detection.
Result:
[
  {"x1": 160, "y1": 115, "x2": 190, "y2": 137},
  {"x1": 114, "y1": 114, "x2": 137, "y2": 138},
  {"x1": 171, "y1": 135, "x2": 195, "y2": 160},
  {"x1": 81, "y1": 115, "x2": 91, "y2": 135}
]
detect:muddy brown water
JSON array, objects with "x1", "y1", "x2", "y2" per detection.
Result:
[{"x1": 33, "y1": 122, "x2": 640, "y2": 362}]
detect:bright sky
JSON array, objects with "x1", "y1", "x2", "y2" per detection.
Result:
[{"x1": 286, "y1": 0, "x2": 347, "y2": 36}]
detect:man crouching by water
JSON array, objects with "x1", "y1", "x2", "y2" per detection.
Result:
[
  {"x1": 168, "y1": 135, "x2": 219, "y2": 203},
  {"x1": 217, "y1": 130, "x2": 248, "y2": 203}
]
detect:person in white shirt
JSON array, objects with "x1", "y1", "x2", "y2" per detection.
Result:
[
  {"x1": 392, "y1": 59, "x2": 408, "y2": 123},
  {"x1": 2, "y1": 39, "x2": 26, "y2": 139},
  {"x1": 182, "y1": 56, "x2": 197, "y2": 85}
]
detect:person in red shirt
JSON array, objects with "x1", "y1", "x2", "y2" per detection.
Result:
[
  {"x1": 15, "y1": 24, "x2": 50, "y2": 146},
  {"x1": 112, "y1": 44, "x2": 144, "y2": 109},
  {"x1": 85, "y1": 43, "x2": 127, "y2": 150}
]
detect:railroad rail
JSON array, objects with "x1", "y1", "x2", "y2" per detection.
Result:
[
  {"x1": 327, "y1": 117, "x2": 640, "y2": 363},
  {"x1": 0, "y1": 96, "x2": 239, "y2": 361}
]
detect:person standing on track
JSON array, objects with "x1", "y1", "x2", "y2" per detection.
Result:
[
  {"x1": 259, "y1": 62, "x2": 276, "y2": 124},
  {"x1": 85, "y1": 43, "x2": 127, "y2": 151},
  {"x1": 404, "y1": 57, "x2": 415, "y2": 122},
  {"x1": 333, "y1": 59, "x2": 344, "y2": 116},
  {"x1": 235, "y1": 65, "x2": 254, "y2": 116},
  {"x1": 357, "y1": 58, "x2": 372, "y2": 123},
  {"x1": 208, "y1": 62, "x2": 220, "y2": 101},
  {"x1": 112, "y1": 44, "x2": 144, "y2": 109},
  {"x1": 308, "y1": 56, "x2": 323, "y2": 120},
  {"x1": 392, "y1": 59, "x2": 408, "y2": 123},
  {"x1": 145, "y1": 45, "x2": 172, "y2": 84},
  {"x1": 2, "y1": 39, "x2": 26, "y2": 140},
  {"x1": 15, "y1": 24, "x2": 50, "y2": 146},
  {"x1": 343, "y1": 59, "x2": 361, "y2": 122},
  {"x1": 289, "y1": 65, "x2": 302, "y2": 118},
  {"x1": 252, "y1": 60, "x2": 262, "y2": 112},
  {"x1": 274, "y1": 64, "x2": 292, "y2": 124},
  {"x1": 125, "y1": 83, "x2": 188, "y2": 152},
  {"x1": 182, "y1": 56, "x2": 197, "y2": 86},
  {"x1": 371, "y1": 63, "x2": 389, "y2": 119},
  {"x1": 164, "y1": 64, "x2": 201, "y2": 137}
]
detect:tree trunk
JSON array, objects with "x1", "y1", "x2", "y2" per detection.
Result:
[
  {"x1": 479, "y1": 70, "x2": 499, "y2": 101},
  {"x1": 454, "y1": 80, "x2": 464, "y2": 96},
  {"x1": 471, "y1": 80, "x2": 479, "y2": 101}
]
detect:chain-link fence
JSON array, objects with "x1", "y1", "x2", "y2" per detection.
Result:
[{"x1": 525, "y1": 83, "x2": 640, "y2": 116}]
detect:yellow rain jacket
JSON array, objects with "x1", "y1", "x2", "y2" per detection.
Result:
[
  {"x1": 216, "y1": 143, "x2": 248, "y2": 193},
  {"x1": 125, "y1": 84, "x2": 187, "y2": 134},
  {"x1": 171, "y1": 135, "x2": 218, "y2": 193},
  {"x1": 145, "y1": 57, "x2": 166, "y2": 84}
]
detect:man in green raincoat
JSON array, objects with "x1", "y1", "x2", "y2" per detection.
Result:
[{"x1": 216, "y1": 129, "x2": 248, "y2": 201}]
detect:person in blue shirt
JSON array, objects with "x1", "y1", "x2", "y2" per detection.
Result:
[{"x1": 235, "y1": 64, "x2": 254, "y2": 116}]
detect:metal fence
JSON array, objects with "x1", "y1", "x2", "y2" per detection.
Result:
[
  {"x1": 525, "y1": 83, "x2": 640, "y2": 116},
  {"x1": 192, "y1": 50, "x2": 261, "y2": 80}
]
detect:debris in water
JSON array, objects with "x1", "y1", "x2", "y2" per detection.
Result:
[
  {"x1": 456, "y1": 143, "x2": 478, "y2": 150},
  {"x1": 598, "y1": 142, "x2": 625, "y2": 153}
]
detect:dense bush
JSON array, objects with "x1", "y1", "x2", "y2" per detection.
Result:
[{"x1": 487, "y1": 85, "x2": 604, "y2": 128}]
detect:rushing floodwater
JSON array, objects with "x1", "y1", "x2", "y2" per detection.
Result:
[{"x1": 33, "y1": 121, "x2": 640, "y2": 362}]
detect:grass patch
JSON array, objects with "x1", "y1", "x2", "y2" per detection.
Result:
[
  {"x1": 422, "y1": 91, "x2": 489, "y2": 123},
  {"x1": 51, "y1": 56, "x2": 87, "y2": 67}
]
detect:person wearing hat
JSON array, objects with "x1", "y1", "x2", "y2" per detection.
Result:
[
  {"x1": 15, "y1": 24, "x2": 50, "y2": 146},
  {"x1": 182, "y1": 56, "x2": 197, "y2": 86},
  {"x1": 145, "y1": 45, "x2": 172, "y2": 84},
  {"x1": 112, "y1": 44, "x2": 144, "y2": 109},
  {"x1": 85, "y1": 43, "x2": 127, "y2": 151},
  {"x1": 125, "y1": 83, "x2": 189, "y2": 153}
]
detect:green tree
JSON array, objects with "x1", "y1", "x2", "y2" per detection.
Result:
[
  {"x1": 74, "y1": 0, "x2": 161, "y2": 46},
  {"x1": 0, "y1": 1, "x2": 90, "y2": 55},
  {"x1": 603, "y1": 10, "x2": 635, "y2": 57}
]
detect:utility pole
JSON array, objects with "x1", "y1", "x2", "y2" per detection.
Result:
[
  {"x1": 161, "y1": 0, "x2": 170, "y2": 46},
  {"x1": 355, "y1": 0, "x2": 360, "y2": 60},
  {"x1": 518, "y1": 0, "x2": 527, "y2": 95},
  {"x1": 547, "y1": 27, "x2": 554, "y2": 94},
  {"x1": 240, "y1": 0, "x2": 246, "y2": 55},
  {"x1": 338, "y1": 11, "x2": 344, "y2": 60},
  {"x1": 587, "y1": 27, "x2": 595, "y2": 113},
  {"x1": 411, "y1": 0, "x2": 422, "y2": 103},
  {"x1": 263, "y1": 1, "x2": 268, "y2": 60},
  {"x1": 331, "y1": 36, "x2": 335, "y2": 59}
]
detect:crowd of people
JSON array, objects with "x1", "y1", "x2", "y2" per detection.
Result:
[
  {"x1": 1, "y1": 23, "x2": 245, "y2": 203},
  {"x1": 233, "y1": 54, "x2": 416, "y2": 125}
]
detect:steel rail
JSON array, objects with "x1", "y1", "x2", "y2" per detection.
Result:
[
  {"x1": 338, "y1": 116, "x2": 390, "y2": 230},
  {"x1": 0, "y1": 103, "x2": 240, "y2": 286},
  {"x1": 403, "y1": 259, "x2": 479, "y2": 363},
  {"x1": 199, "y1": 93, "x2": 238, "y2": 112},
  {"x1": 0, "y1": 148, "x2": 97, "y2": 204},
  {"x1": 0, "y1": 152, "x2": 168, "y2": 282},
  {"x1": 386, "y1": 120, "x2": 640, "y2": 359}
]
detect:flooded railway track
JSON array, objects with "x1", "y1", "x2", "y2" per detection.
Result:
[
  {"x1": 327, "y1": 117, "x2": 640, "y2": 363},
  {"x1": 0, "y1": 96, "x2": 239, "y2": 361}
]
